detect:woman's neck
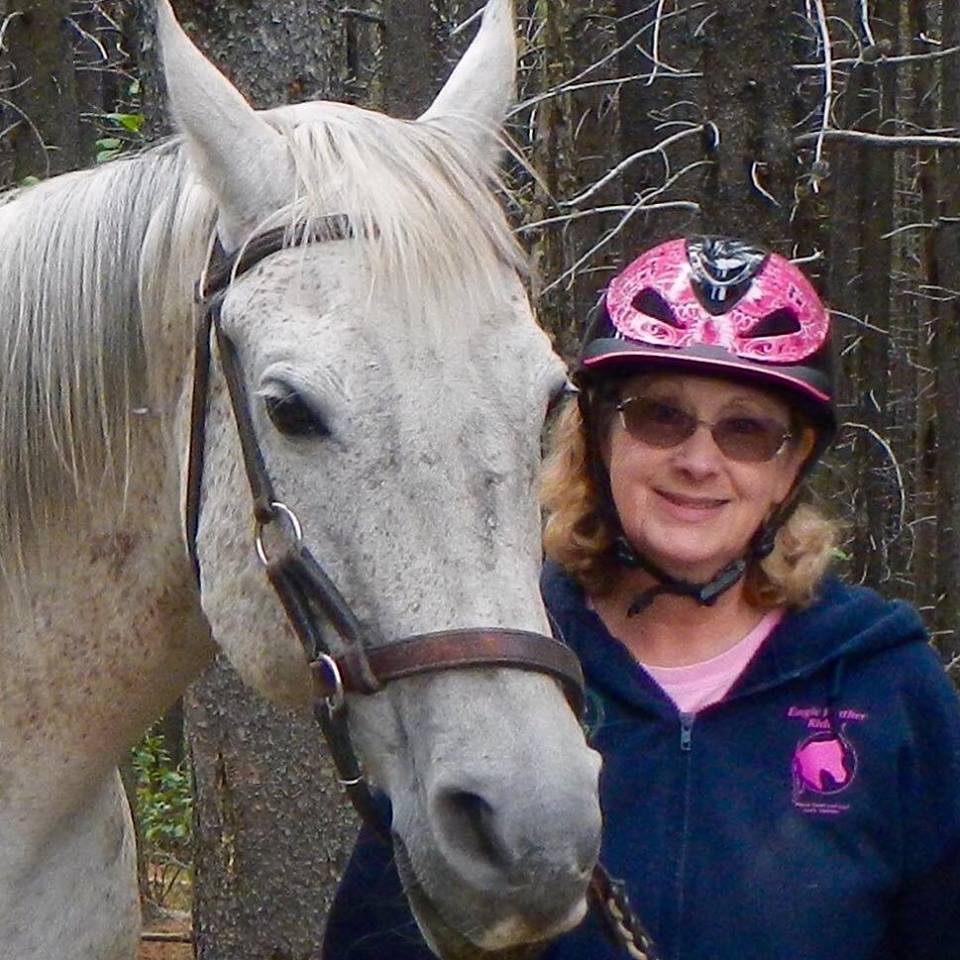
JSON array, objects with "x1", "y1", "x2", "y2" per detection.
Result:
[{"x1": 590, "y1": 570, "x2": 768, "y2": 667}]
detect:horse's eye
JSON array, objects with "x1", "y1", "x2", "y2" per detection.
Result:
[{"x1": 264, "y1": 390, "x2": 329, "y2": 438}]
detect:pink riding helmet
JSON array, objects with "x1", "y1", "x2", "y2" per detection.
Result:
[{"x1": 577, "y1": 236, "x2": 836, "y2": 439}]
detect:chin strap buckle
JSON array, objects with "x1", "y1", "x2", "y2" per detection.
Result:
[{"x1": 623, "y1": 552, "x2": 748, "y2": 616}]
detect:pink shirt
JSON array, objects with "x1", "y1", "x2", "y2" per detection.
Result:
[{"x1": 641, "y1": 610, "x2": 783, "y2": 713}]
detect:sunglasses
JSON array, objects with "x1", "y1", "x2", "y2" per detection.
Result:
[{"x1": 615, "y1": 396, "x2": 793, "y2": 463}]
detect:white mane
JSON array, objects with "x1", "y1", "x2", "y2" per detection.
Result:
[{"x1": 0, "y1": 103, "x2": 526, "y2": 561}]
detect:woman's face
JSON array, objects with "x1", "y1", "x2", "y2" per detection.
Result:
[{"x1": 603, "y1": 372, "x2": 812, "y2": 583}]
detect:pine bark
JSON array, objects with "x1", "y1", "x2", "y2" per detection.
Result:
[
  {"x1": 697, "y1": 0, "x2": 797, "y2": 242},
  {"x1": 188, "y1": 659, "x2": 358, "y2": 959},
  {"x1": 933, "y1": 0, "x2": 960, "y2": 663},
  {"x1": 3, "y1": 0, "x2": 86, "y2": 179}
]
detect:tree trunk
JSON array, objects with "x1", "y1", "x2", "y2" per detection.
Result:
[
  {"x1": 188, "y1": 658, "x2": 358, "y2": 959},
  {"x1": 380, "y1": 0, "x2": 443, "y2": 117},
  {"x1": 3, "y1": 0, "x2": 86, "y2": 179},
  {"x1": 905, "y1": 0, "x2": 940, "y2": 611},
  {"x1": 849, "y1": 11, "x2": 898, "y2": 589},
  {"x1": 697, "y1": 0, "x2": 798, "y2": 242},
  {"x1": 933, "y1": 0, "x2": 960, "y2": 667},
  {"x1": 613, "y1": 0, "x2": 705, "y2": 253}
]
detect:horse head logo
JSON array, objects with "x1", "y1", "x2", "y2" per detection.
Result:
[{"x1": 792, "y1": 730, "x2": 858, "y2": 799}]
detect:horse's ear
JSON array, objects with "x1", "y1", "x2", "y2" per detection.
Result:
[
  {"x1": 155, "y1": 0, "x2": 292, "y2": 249},
  {"x1": 419, "y1": 0, "x2": 516, "y2": 168}
]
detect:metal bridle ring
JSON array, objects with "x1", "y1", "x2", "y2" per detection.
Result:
[
  {"x1": 314, "y1": 653, "x2": 346, "y2": 714},
  {"x1": 255, "y1": 500, "x2": 304, "y2": 566}
]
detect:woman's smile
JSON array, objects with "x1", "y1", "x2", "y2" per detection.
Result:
[{"x1": 654, "y1": 488, "x2": 730, "y2": 518}]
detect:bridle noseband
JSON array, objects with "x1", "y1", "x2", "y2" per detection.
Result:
[{"x1": 184, "y1": 219, "x2": 657, "y2": 960}]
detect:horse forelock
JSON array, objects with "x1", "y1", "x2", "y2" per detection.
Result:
[
  {"x1": 0, "y1": 102, "x2": 529, "y2": 574},
  {"x1": 266, "y1": 102, "x2": 528, "y2": 321}
]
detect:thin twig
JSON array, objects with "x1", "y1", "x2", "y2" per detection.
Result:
[
  {"x1": 830, "y1": 309, "x2": 888, "y2": 334},
  {"x1": 858, "y1": 0, "x2": 876, "y2": 48},
  {"x1": 542, "y1": 161, "x2": 708, "y2": 296},
  {"x1": 880, "y1": 221, "x2": 937, "y2": 240},
  {"x1": 518, "y1": 200, "x2": 700, "y2": 234},
  {"x1": 0, "y1": 10, "x2": 23, "y2": 51},
  {"x1": 646, "y1": 0, "x2": 669, "y2": 86},
  {"x1": 141, "y1": 932, "x2": 193, "y2": 944},
  {"x1": 750, "y1": 161, "x2": 781, "y2": 207},
  {"x1": 508, "y1": 3, "x2": 707, "y2": 118},
  {"x1": 843, "y1": 422, "x2": 906, "y2": 540},
  {"x1": 66, "y1": 17, "x2": 109, "y2": 61},
  {"x1": 809, "y1": 0, "x2": 833, "y2": 194},
  {"x1": 561, "y1": 125, "x2": 705, "y2": 207},
  {"x1": 0, "y1": 96, "x2": 50, "y2": 177},
  {"x1": 451, "y1": 7, "x2": 482, "y2": 37},
  {"x1": 795, "y1": 45, "x2": 960, "y2": 70}
]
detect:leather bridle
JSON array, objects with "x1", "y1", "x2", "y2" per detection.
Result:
[
  {"x1": 185, "y1": 218, "x2": 586, "y2": 825},
  {"x1": 184, "y1": 218, "x2": 657, "y2": 960}
]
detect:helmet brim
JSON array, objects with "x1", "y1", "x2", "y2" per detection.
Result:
[{"x1": 578, "y1": 339, "x2": 836, "y2": 436}]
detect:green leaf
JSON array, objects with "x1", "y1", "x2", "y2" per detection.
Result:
[{"x1": 104, "y1": 112, "x2": 146, "y2": 133}]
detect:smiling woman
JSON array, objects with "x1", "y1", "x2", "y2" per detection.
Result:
[
  {"x1": 325, "y1": 236, "x2": 960, "y2": 960},
  {"x1": 0, "y1": 1, "x2": 605, "y2": 958}
]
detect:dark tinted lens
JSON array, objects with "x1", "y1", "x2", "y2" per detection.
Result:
[
  {"x1": 620, "y1": 398, "x2": 697, "y2": 447},
  {"x1": 713, "y1": 416, "x2": 788, "y2": 462}
]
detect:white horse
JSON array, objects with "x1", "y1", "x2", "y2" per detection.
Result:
[{"x1": 0, "y1": 1, "x2": 603, "y2": 957}]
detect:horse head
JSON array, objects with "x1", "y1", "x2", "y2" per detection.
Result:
[{"x1": 155, "y1": 0, "x2": 602, "y2": 955}]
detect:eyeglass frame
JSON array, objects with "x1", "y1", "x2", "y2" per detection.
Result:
[{"x1": 613, "y1": 395, "x2": 795, "y2": 463}]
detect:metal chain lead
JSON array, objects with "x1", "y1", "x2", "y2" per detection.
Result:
[{"x1": 591, "y1": 866, "x2": 659, "y2": 960}]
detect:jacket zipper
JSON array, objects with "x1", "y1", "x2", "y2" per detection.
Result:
[
  {"x1": 679, "y1": 712, "x2": 694, "y2": 751},
  {"x1": 672, "y1": 711, "x2": 696, "y2": 959}
]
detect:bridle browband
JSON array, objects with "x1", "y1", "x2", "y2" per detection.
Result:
[{"x1": 184, "y1": 218, "x2": 657, "y2": 960}]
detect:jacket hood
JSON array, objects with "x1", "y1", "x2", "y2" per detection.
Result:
[{"x1": 543, "y1": 562, "x2": 929, "y2": 711}]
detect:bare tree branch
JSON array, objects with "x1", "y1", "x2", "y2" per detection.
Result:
[
  {"x1": 796, "y1": 129, "x2": 960, "y2": 148},
  {"x1": 561, "y1": 125, "x2": 706, "y2": 207}
]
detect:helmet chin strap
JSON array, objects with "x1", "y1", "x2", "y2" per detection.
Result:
[
  {"x1": 616, "y1": 499, "x2": 794, "y2": 617},
  {"x1": 616, "y1": 537, "x2": 749, "y2": 616}
]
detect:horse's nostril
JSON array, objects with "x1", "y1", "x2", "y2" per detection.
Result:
[{"x1": 434, "y1": 788, "x2": 512, "y2": 875}]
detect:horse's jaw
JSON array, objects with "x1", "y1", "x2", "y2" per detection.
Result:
[
  {"x1": 352, "y1": 667, "x2": 600, "y2": 960},
  {"x1": 393, "y1": 833, "x2": 582, "y2": 960}
]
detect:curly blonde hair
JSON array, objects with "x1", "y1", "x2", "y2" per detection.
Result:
[{"x1": 540, "y1": 399, "x2": 838, "y2": 610}]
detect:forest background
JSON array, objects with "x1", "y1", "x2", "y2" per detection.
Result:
[{"x1": 2, "y1": 0, "x2": 959, "y2": 957}]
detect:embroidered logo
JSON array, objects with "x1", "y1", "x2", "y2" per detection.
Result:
[{"x1": 787, "y1": 705, "x2": 867, "y2": 815}]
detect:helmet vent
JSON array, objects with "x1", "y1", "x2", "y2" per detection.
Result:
[
  {"x1": 745, "y1": 308, "x2": 801, "y2": 339},
  {"x1": 632, "y1": 288, "x2": 681, "y2": 327}
]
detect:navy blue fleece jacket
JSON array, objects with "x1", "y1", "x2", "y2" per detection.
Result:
[{"x1": 323, "y1": 567, "x2": 960, "y2": 960}]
